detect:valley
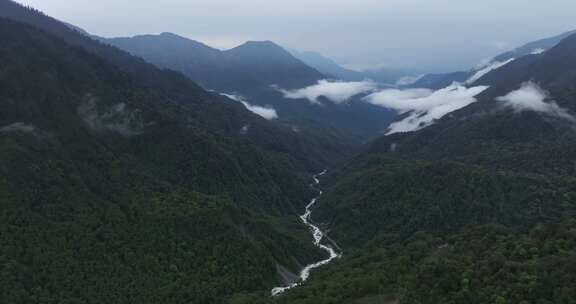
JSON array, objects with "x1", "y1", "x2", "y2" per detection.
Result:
[
  {"x1": 1, "y1": 1, "x2": 576, "y2": 303},
  {"x1": 272, "y1": 171, "x2": 341, "y2": 297}
]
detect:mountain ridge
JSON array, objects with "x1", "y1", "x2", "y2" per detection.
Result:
[
  {"x1": 272, "y1": 29, "x2": 576, "y2": 304},
  {"x1": 104, "y1": 31, "x2": 397, "y2": 140},
  {"x1": 412, "y1": 29, "x2": 576, "y2": 89},
  {"x1": 104, "y1": 32, "x2": 325, "y2": 91}
]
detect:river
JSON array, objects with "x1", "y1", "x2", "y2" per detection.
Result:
[{"x1": 271, "y1": 170, "x2": 342, "y2": 296}]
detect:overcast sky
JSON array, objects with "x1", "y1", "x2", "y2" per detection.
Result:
[{"x1": 15, "y1": 0, "x2": 576, "y2": 72}]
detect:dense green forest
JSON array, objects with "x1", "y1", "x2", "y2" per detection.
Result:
[
  {"x1": 276, "y1": 221, "x2": 576, "y2": 304},
  {"x1": 0, "y1": 15, "x2": 332, "y2": 303},
  {"x1": 272, "y1": 155, "x2": 576, "y2": 303},
  {"x1": 272, "y1": 30, "x2": 576, "y2": 303},
  {"x1": 2, "y1": 0, "x2": 576, "y2": 303}
]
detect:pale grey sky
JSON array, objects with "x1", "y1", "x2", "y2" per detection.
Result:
[{"x1": 15, "y1": 0, "x2": 576, "y2": 72}]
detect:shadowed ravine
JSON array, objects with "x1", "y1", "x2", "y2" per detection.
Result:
[{"x1": 271, "y1": 171, "x2": 342, "y2": 296}]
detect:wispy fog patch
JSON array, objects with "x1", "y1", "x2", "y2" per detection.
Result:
[
  {"x1": 396, "y1": 75, "x2": 424, "y2": 86},
  {"x1": 0, "y1": 122, "x2": 36, "y2": 134},
  {"x1": 363, "y1": 88, "x2": 433, "y2": 112},
  {"x1": 365, "y1": 84, "x2": 489, "y2": 134},
  {"x1": 466, "y1": 58, "x2": 515, "y2": 84},
  {"x1": 78, "y1": 94, "x2": 145, "y2": 136},
  {"x1": 221, "y1": 93, "x2": 278, "y2": 120},
  {"x1": 276, "y1": 80, "x2": 377, "y2": 104},
  {"x1": 497, "y1": 82, "x2": 575, "y2": 121}
]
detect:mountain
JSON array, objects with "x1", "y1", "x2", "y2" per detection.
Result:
[
  {"x1": 412, "y1": 29, "x2": 576, "y2": 89},
  {"x1": 0, "y1": 1, "x2": 372, "y2": 302},
  {"x1": 271, "y1": 32, "x2": 576, "y2": 303},
  {"x1": 492, "y1": 29, "x2": 576, "y2": 63},
  {"x1": 287, "y1": 49, "x2": 365, "y2": 80},
  {"x1": 361, "y1": 67, "x2": 423, "y2": 85},
  {"x1": 105, "y1": 33, "x2": 325, "y2": 91},
  {"x1": 0, "y1": 0, "x2": 358, "y2": 168},
  {"x1": 289, "y1": 49, "x2": 423, "y2": 85},
  {"x1": 410, "y1": 71, "x2": 470, "y2": 90},
  {"x1": 105, "y1": 33, "x2": 396, "y2": 140}
]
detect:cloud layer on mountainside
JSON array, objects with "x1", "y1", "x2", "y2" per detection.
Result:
[
  {"x1": 365, "y1": 84, "x2": 489, "y2": 134},
  {"x1": 466, "y1": 58, "x2": 515, "y2": 84},
  {"x1": 276, "y1": 80, "x2": 377, "y2": 104},
  {"x1": 221, "y1": 93, "x2": 278, "y2": 120},
  {"x1": 496, "y1": 82, "x2": 575, "y2": 121}
]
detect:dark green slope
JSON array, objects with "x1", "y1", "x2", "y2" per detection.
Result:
[
  {"x1": 0, "y1": 0, "x2": 355, "y2": 169},
  {"x1": 104, "y1": 33, "x2": 396, "y2": 141},
  {"x1": 271, "y1": 33, "x2": 576, "y2": 303},
  {"x1": 105, "y1": 34, "x2": 325, "y2": 92},
  {"x1": 0, "y1": 18, "x2": 334, "y2": 303},
  {"x1": 366, "y1": 33, "x2": 576, "y2": 177}
]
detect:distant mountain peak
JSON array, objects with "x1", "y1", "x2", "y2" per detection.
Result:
[
  {"x1": 241, "y1": 40, "x2": 279, "y2": 47},
  {"x1": 229, "y1": 40, "x2": 287, "y2": 53},
  {"x1": 159, "y1": 32, "x2": 180, "y2": 37}
]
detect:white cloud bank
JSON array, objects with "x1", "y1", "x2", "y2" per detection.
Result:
[
  {"x1": 466, "y1": 58, "x2": 515, "y2": 84},
  {"x1": 277, "y1": 80, "x2": 377, "y2": 104},
  {"x1": 365, "y1": 84, "x2": 489, "y2": 134},
  {"x1": 221, "y1": 93, "x2": 278, "y2": 120},
  {"x1": 496, "y1": 82, "x2": 574, "y2": 121},
  {"x1": 276, "y1": 79, "x2": 490, "y2": 135}
]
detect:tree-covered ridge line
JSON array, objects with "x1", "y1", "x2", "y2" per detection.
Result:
[
  {"x1": 271, "y1": 30, "x2": 576, "y2": 303},
  {"x1": 0, "y1": 13, "x2": 337, "y2": 303},
  {"x1": 272, "y1": 221, "x2": 576, "y2": 304}
]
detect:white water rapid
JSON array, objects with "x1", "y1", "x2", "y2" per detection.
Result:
[{"x1": 271, "y1": 170, "x2": 342, "y2": 296}]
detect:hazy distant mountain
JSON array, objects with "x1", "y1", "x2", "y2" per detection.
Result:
[
  {"x1": 105, "y1": 33, "x2": 396, "y2": 139},
  {"x1": 493, "y1": 29, "x2": 576, "y2": 63},
  {"x1": 410, "y1": 71, "x2": 470, "y2": 90},
  {"x1": 105, "y1": 33, "x2": 325, "y2": 91},
  {"x1": 412, "y1": 29, "x2": 576, "y2": 89},
  {"x1": 289, "y1": 49, "x2": 422, "y2": 84},
  {"x1": 288, "y1": 49, "x2": 365, "y2": 80},
  {"x1": 361, "y1": 67, "x2": 423, "y2": 85}
]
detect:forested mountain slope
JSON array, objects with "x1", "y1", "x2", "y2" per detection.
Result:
[
  {"x1": 0, "y1": 0, "x2": 356, "y2": 167},
  {"x1": 270, "y1": 32, "x2": 576, "y2": 304},
  {"x1": 103, "y1": 33, "x2": 396, "y2": 140},
  {"x1": 105, "y1": 33, "x2": 325, "y2": 92},
  {"x1": 0, "y1": 15, "x2": 339, "y2": 303}
]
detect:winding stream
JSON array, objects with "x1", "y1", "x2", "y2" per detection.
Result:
[{"x1": 271, "y1": 170, "x2": 342, "y2": 296}]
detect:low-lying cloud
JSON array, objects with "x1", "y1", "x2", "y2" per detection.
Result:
[
  {"x1": 222, "y1": 93, "x2": 278, "y2": 120},
  {"x1": 395, "y1": 74, "x2": 424, "y2": 86},
  {"x1": 466, "y1": 58, "x2": 515, "y2": 84},
  {"x1": 365, "y1": 84, "x2": 489, "y2": 134},
  {"x1": 0, "y1": 122, "x2": 36, "y2": 134},
  {"x1": 276, "y1": 79, "x2": 489, "y2": 134},
  {"x1": 277, "y1": 80, "x2": 377, "y2": 104},
  {"x1": 496, "y1": 82, "x2": 575, "y2": 121}
]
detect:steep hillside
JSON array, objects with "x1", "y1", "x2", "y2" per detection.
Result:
[
  {"x1": 0, "y1": 0, "x2": 359, "y2": 169},
  {"x1": 493, "y1": 29, "x2": 576, "y2": 62},
  {"x1": 106, "y1": 34, "x2": 325, "y2": 91},
  {"x1": 104, "y1": 33, "x2": 396, "y2": 140},
  {"x1": 270, "y1": 32, "x2": 576, "y2": 304},
  {"x1": 412, "y1": 29, "x2": 576, "y2": 89},
  {"x1": 0, "y1": 16, "x2": 339, "y2": 303},
  {"x1": 288, "y1": 49, "x2": 365, "y2": 81}
]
